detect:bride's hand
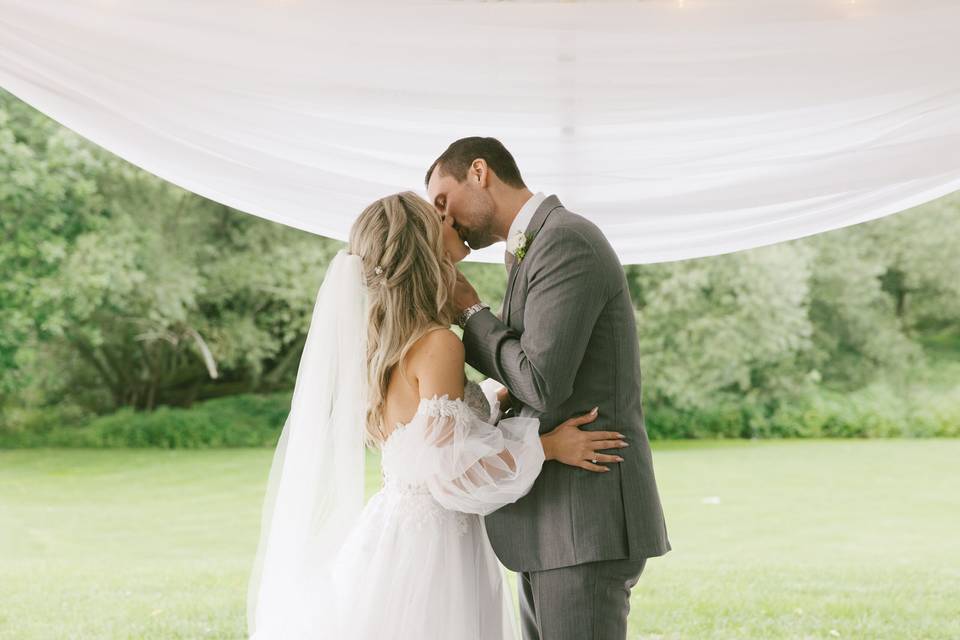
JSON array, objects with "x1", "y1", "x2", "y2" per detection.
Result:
[{"x1": 540, "y1": 408, "x2": 628, "y2": 473}]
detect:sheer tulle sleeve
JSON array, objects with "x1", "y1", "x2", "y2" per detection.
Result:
[{"x1": 398, "y1": 395, "x2": 544, "y2": 516}]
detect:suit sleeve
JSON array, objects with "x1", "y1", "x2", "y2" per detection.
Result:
[{"x1": 462, "y1": 226, "x2": 610, "y2": 414}]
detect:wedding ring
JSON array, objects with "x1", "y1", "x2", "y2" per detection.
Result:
[{"x1": 591, "y1": 459, "x2": 598, "y2": 464}]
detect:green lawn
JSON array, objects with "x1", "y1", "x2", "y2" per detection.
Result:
[{"x1": 1, "y1": 440, "x2": 958, "y2": 639}]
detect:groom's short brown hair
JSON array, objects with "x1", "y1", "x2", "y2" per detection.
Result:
[{"x1": 425, "y1": 137, "x2": 526, "y2": 189}]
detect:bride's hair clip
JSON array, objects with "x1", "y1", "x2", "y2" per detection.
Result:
[{"x1": 374, "y1": 265, "x2": 384, "y2": 276}]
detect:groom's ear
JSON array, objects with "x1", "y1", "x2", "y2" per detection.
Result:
[{"x1": 470, "y1": 158, "x2": 490, "y2": 188}]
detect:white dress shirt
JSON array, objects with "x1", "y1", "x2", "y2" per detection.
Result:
[{"x1": 506, "y1": 191, "x2": 546, "y2": 260}]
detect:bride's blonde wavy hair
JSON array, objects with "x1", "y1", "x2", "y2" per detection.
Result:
[{"x1": 348, "y1": 191, "x2": 459, "y2": 446}]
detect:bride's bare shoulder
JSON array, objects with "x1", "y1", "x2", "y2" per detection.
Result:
[
  {"x1": 406, "y1": 327, "x2": 465, "y2": 398},
  {"x1": 408, "y1": 327, "x2": 464, "y2": 367}
]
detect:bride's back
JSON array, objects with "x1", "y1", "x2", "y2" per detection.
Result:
[{"x1": 381, "y1": 326, "x2": 466, "y2": 442}]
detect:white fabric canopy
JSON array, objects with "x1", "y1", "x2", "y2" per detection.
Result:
[{"x1": 1, "y1": 0, "x2": 959, "y2": 264}]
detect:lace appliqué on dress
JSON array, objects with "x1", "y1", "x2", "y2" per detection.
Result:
[
  {"x1": 417, "y1": 393, "x2": 471, "y2": 418},
  {"x1": 380, "y1": 395, "x2": 479, "y2": 538},
  {"x1": 382, "y1": 477, "x2": 470, "y2": 536}
]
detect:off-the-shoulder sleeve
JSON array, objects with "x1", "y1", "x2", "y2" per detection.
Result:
[{"x1": 400, "y1": 395, "x2": 544, "y2": 515}]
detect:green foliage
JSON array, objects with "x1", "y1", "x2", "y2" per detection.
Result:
[
  {"x1": 868, "y1": 197, "x2": 960, "y2": 333},
  {"x1": 632, "y1": 243, "x2": 815, "y2": 411},
  {"x1": 0, "y1": 392, "x2": 290, "y2": 448},
  {"x1": 457, "y1": 261, "x2": 508, "y2": 315},
  {"x1": 629, "y1": 195, "x2": 959, "y2": 437},
  {"x1": 0, "y1": 89, "x2": 342, "y2": 418},
  {"x1": 805, "y1": 228, "x2": 922, "y2": 388},
  {"x1": 0, "y1": 96, "x2": 108, "y2": 396},
  {"x1": 2, "y1": 88, "x2": 958, "y2": 442}
]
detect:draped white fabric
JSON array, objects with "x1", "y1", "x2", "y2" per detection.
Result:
[{"x1": 1, "y1": 0, "x2": 958, "y2": 263}]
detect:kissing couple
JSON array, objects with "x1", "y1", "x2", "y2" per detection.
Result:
[{"x1": 247, "y1": 137, "x2": 670, "y2": 640}]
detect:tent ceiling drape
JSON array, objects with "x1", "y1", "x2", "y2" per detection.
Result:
[{"x1": 1, "y1": 0, "x2": 958, "y2": 263}]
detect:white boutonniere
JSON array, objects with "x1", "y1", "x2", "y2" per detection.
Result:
[{"x1": 507, "y1": 229, "x2": 534, "y2": 263}]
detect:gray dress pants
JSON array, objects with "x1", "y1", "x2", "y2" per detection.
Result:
[{"x1": 518, "y1": 558, "x2": 647, "y2": 640}]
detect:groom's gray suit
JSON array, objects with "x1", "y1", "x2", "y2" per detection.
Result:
[{"x1": 462, "y1": 195, "x2": 670, "y2": 640}]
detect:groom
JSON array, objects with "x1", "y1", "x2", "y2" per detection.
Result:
[{"x1": 426, "y1": 137, "x2": 670, "y2": 639}]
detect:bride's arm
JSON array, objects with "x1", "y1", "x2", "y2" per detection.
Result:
[
  {"x1": 408, "y1": 328, "x2": 466, "y2": 450},
  {"x1": 411, "y1": 330, "x2": 521, "y2": 469},
  {"x1": 404, "y1": 330, "x2": 544, "y2": 514},
  {"x1": 478, "y1": 377, "x2": 627, "y2": 473},
  {"x1": 410, "y1": 328, "x2": 466, "y2": 403}
]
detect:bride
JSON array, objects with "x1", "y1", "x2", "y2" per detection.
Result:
[{"x1": 246, "y1": 191, "x2": 626, "y2": 639}]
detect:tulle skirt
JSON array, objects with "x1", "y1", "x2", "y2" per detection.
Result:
[{"x1": 329, "y1": 483, "x2": 518, "y2": 640}]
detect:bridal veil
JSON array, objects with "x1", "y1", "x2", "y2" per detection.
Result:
[{"x1": 246, "y1": 250, "x2": 368, "y2": 639}]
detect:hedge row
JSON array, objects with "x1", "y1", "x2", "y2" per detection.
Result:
[
  {"x1": 0, "y1": 393, "x2": 291, "y2": 448},
  {"x1": 2, "y1": 383, "x2": 957, "y2": 449}
]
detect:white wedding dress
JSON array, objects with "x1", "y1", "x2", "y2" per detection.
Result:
[
  {"x1": 246, "y1": 252, "x2": 544, "y2": 640},
  {"x1": 328, "y1": 381, "x2": 544, "y2": 640}
]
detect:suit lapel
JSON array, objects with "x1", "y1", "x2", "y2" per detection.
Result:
[
  {"x1": 501, "y1": 258, "x2": 520, "y2": 322},
  {"x1": 502, "y1": 195, "x2": 563, "y2": 322}
]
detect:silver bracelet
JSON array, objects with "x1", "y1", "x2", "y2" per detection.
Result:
[{"x1": 457, "y1": 302, "x2": 490, "y2": 329}]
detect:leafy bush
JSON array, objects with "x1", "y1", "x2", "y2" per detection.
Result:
[
  {"x1": 0, "y1": 393, "x2": 290, "y2": 448},
  {"x1": 6, "y1": 378, "x2": 955, "y2": 448},
  {"x1": 645, "y1": 377, "x2": 960, "y2": 440}
]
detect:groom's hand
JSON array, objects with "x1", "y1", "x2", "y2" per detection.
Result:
[{"x1": 454, "y1": 270, "x2": 481, "y2": 313}]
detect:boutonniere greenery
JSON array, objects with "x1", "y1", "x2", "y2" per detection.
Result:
[{"x1": 508, "y1": 230, "x2": 536, "y2": 263}]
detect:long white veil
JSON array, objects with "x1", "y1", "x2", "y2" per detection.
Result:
[{"x1": 246, "y1": 250, "x2": 368, "y2": 639}]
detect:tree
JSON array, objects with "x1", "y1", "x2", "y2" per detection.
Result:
[
  {"x1": 1, "y1": 90, "x2": 341, "y2": 416},
  {"x1": 629, "y1": 243, "x2": 814, "y2": 413}
]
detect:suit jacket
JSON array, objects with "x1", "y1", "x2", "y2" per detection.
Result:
[{"x1": 462, "y1": 195, "x2": 671, "y2": 572}]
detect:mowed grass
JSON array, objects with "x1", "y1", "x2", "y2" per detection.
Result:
[{"x1": 1, "y1": 440, "x2": 958, "y2": 639}]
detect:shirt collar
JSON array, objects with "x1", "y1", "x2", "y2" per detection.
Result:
[{"x1": 506, "y1": 191, "x2": 546, "y2": 254}]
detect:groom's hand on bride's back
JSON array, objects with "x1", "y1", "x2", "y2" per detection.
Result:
[{"x1": 540, "y1": 408, "x2": 629, "y2": 473}]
